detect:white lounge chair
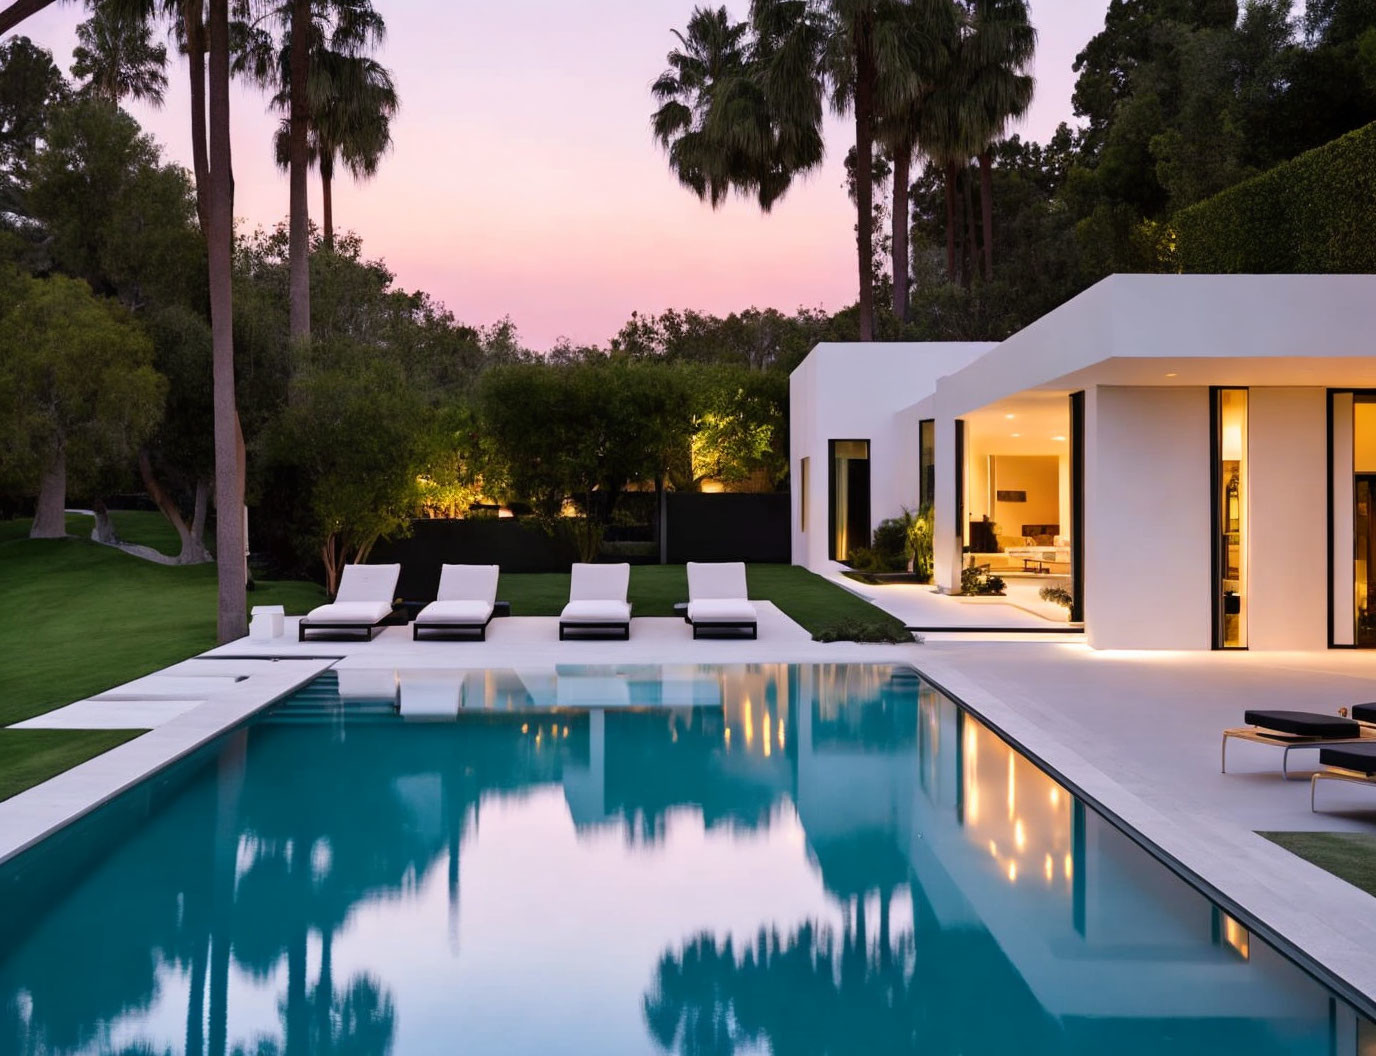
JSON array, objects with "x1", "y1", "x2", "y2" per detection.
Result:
[
  {"x1": 559, "y1": 563, "x2": 632, "y2": 641},
  {"x1": 413, "y1": 564, "x2": 501, "y2": 641},
  {"x1": 686, "y1": 561, "x2": 757, "y2": 639},
  {"x1": 299, "y1": 564, "x2": 401, "y2": 642}
]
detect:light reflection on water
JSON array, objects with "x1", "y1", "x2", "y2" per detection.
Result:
[{"x1": 0, "y1": 663, "x2": 1370, "y2": 1056}]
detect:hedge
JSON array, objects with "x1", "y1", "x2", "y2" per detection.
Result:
[{"x1": 1171, "y1": 121, "x2": 1376, "y2": 273}]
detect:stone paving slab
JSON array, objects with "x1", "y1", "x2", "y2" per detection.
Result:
[{"x1": 11, "y1": 698, "x2": 205, "y2": 729}]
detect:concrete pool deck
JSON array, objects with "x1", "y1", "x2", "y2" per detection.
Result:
[{"x1": 2, "y1": 610, "x2": 1376, "y2": 1009}]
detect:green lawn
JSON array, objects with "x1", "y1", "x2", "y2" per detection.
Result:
[
  {"x1": 0, "y1": 516, "x2": 325, "y2": 801},
  {"x1": 0, "y1": 729, "x2": 145, "y2": 803},
  {"x1": 498, "y1": 563, "x2": 909, "y2": 638},
  {"x1": 1260, "y1": 831, "x2": 1376, "y2": 898}
]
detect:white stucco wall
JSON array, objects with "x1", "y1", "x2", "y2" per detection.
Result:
[
  {"x1": 1084, "y1": 386, "x2": 1212, "y2": 650},
  {"x1": 790, "y1": 342, "x2": 992, "y2": 570},
  {"x1": 1248, "y1": 388, "x2": 1329, "y2": 651}
]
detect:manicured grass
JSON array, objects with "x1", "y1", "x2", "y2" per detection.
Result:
[
  {"x1": 498, "y1": 563, "x2": 909, "y2": 638},
  {"x1": 0, "y1": 524, "x2": 324, "y2": 725},
  {"x1": 1260, "y1": 831, "x2": 1376, "y2": 897},
  {"x1": 0, "y1": 729, "x2": 145, "y2": 803}
]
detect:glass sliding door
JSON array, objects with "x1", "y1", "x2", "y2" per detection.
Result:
[
  {"x1": 1353, "y1": 397, "x2": 1376, "y2": 645},
  {"x1": 829, "y1": 440, "x2": 870, "y2": 562},
  {"x1": 1213, "y1": 389, "x2": 1249, "y2": 649}
]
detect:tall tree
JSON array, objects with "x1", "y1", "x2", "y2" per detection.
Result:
[
  {"x1": 0, "y1": 273, "x2": 165, "y2": 538},
  {"x1": 70, "y1": 5, "x2": 169, "y2": 105},
  {"x1": 963, "y1": 0, "x2": 1035, "y2": 279},
  {"x1": 237, "y1": 0, "x2": 387, "y2": 341},
  {"x1": 651, "y1": 5, "x2": 824, "y2": 212},
  {"x1": 272, "y1": 48, "x2": 397, "y2": 247}
]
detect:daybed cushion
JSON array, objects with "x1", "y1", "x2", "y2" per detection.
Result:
[
  {"x1": 415, "y1": 600, "x2": 494, "y2": 625},
  {"x1": 560, "y1": 600, "x2": 632, "y2": 624},
  {"x1": 304, "y1": 601, "x2": 393, "y2": 625},
  {"x1": 1318, "y1": 743, "x2": 1376, "y2": 774},
  {"x1": 688, "y1": 599, "x2": 757, "y2": 623},
  {"x1": 1244, "y1": 710, "x2": 1360, "y2": 739},
  {"x1": 334, "y1": 563, "x2": 401, "y2": 605},
  {"x1": 437, "y1": 564, "x2": 499, "y2": 605},
  {"x1": 569, "y1": 563, "x2": 630, "y2": 603},
  {"x1": 1352, "y1": 703, "x2": 1376, "y2": 724},
  {"x1": 687, "y1": 561, "x2": 748, "y2": 601}
]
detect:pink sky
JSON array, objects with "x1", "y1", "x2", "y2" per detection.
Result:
[{"x1": 13, "y1": 0, "x2": 1109, "y2": 349}]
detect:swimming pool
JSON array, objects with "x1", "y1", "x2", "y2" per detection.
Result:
[{"x1": 1, "y1": 663, "x2": 1371, "y2": 1054}]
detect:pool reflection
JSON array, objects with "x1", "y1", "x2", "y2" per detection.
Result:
[{"x1": 0, "y1": 664, "x2": 1368, "y2": 1056}]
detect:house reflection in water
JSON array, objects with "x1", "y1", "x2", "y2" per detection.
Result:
[{"x1": 0, "y1": 664, "x2": 1369, "y2": 1056}]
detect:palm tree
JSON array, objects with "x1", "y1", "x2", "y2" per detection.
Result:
[
  {"x1": 651, "y1": 5, "x2": 824, "y2": 213},
  {"x1": 237, "y1": 0, "x2": 387, "y2": 340},
  {"x1": 272, "y1": 49, "x2": 397, "y2": 247},
  {"x1": 71, "y1": 5, "x2": 169, "y2": 105},
  {"x1": 964, "y1": 0, "x2": 1035, "y2": 279}
]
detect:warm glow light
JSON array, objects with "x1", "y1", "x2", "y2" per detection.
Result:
[
  {"x1": 968, "y1": 788, "x2": 979, "y2": 824},
  {"x1": 763, "y1": 711, "x2": 772, "y2": 758},
  {"x1": 1011, "y1": 432, "x2": 1022, "y2": 438},
  {"x1": 1014, "y1": 820, "x2": 1026, "y2": 852},
  {"x1": 778, "y1": 717, "x2": 785, "y2": 750},
  {"x1": 1165, "y1": 372, "x2": 1178, "y2": 378},
  {"x1": 1223, "y1": 915, "x2": 1251, "y2": 959},
  {"x1": 1052, "y1": 435, "x2": 1067, "y2": 442},
  {"x1": 1044, "y1": 854, "x2": 1054, "y2": 882},
  {"x1": 521, "y1": 723, "x2": 528, "y2": 734},
  {"x1": 1050, "y1": 787, "x2": 1060, "y2": 807},
  {"x1": 988, "y1": 840, "x2": 998, "y2": 858},
  {"x1": 1007, "y1": 862, "x2": 1018, "y2": 883},
  {"x1": 1005, "y1": 413, "x2": 1016, "y2": 420},
  {"x1": 724, "y1": 726, "x2": 732, "y2": 747},
  {"x1": 1007, "y1": 750, "x2": 1016, "y2": 819},
  {"x1": 743, "y1": 699, "x2": 754, "y2": 747},
  {"x1": 562, "y1": 726, "x2": 569, "y2": 739},
  {"x1": 1064, "y1": 854, "x2": 1073, "y2": 881}
]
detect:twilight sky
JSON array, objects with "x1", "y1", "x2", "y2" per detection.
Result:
[{"x1": 13, "y1": 0, "x2": 1110, "y2": 348}]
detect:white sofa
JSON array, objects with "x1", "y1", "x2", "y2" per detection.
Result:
[
  {"x1": 299, "y1": 564, "x2": 401, "y2": 641},
  {"x1": 559, "y1": 563, "x2": 632, "y2": 641},
  {"x1": 413, "y1": 564, "x2": 500, "y2": 641},
  {"x1": 686, "y1": 562, "x2": 757, "y2": 639}
]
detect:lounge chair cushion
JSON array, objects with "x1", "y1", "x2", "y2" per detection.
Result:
[
  {"x1": 415, "y1": 600, "x2": 494, "y2": 625},
  {"x1": 560, "y1": 600, "x2": 631, "y2": 624},
  {"x1": 437, "y1": 564, "x2": 499, "y2": 606},
  {"x1": 1352, "y1": 703, "x2": 1376, "y2": 724},
  {"x1": 687, "y1": 561, "x2": 748, "y2": 601},
  {"x1": 1318, "y1": 743, "x2": 1376, "y2": 774},
  {"x1": 688, "y1": 599, "x2": 757, "y2": 623},
  {"x1": 1244, "y1": 710, "x2": 1360, "y2": 739},
  {"x1": 304, "y1": 601, "x2": 393, "y2": 625},
  {"x1": 568, "y1": 563, "x2": 630, "y2": 603},
  {"x1": 334, "y1": 563, "x2": 401, "y2": 605}
]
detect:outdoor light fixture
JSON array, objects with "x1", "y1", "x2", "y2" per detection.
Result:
[
  {"x1": 1005, "y1": 413, "x2": 1016, "y2": 419},
  {"x1": 1052, "y1": 435, "x2": 1067, "y2": 442}
]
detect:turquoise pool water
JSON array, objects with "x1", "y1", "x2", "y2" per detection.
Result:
[{"x1": 0, "y1": 663, "x2": 1371, "y2": 1055}]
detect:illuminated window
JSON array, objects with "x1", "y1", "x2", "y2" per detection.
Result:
[{"x1": 1214, "y1": 389, "x2": 1248, "y2": 649}]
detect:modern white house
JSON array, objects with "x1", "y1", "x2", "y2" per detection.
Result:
[{"x1": 790, "y1": 273, "x2": 1376, "y2": 650}]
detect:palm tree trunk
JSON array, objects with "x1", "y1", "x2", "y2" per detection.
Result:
[
  {"x1": 0, "y1": 0, "x2": 56, "y2": 36},
  {"x1": 891, "y1": 146, "x2": 910, "y2": 323},
  {"x1": 208, "y1": 0, "x2": 247, "y2": 642},
  {"x1": 962, "y1": 164, "x2": 978, "y2": 288},
  {"x1": 30, "y1": 444, "x2": 66, "y2": 538},
  {"x1": 184, "y1": 1, "x2": 211, "y2": 232},
  {"x1": 287, "y1": 0, "x2": 311, "y2": 342},
  {"x1": 979, "y1": 149, "x2": 994, "y2": 281},
  {"x1": 943, "y1": 162, "x2": 957, "y2": 283},
  {"x1": 853, "y1": 11, "x2": 876, "y2": 342},
  {"x1": 321, "y1": 163, "x2": 334, "y2": 249}
]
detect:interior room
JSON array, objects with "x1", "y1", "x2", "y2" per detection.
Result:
[{"x1": 961, "y1": 393, "x2": 1072, "y2": 579}]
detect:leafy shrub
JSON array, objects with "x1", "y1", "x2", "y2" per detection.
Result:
[
  {"x1": 1171, "y1": 121, "x2": 1376, "y2": 273},
  {"x1": 843, "y1": 546, "x2": 894, "y2": 573},
  {"x1": 1039, "y1": 585, "x2": 1073, "y2": 609},
  {"x1": 812, "y1": 619, "x2": 918, "y2": 644},
  {"x1": 960, "y1": 563, "x2": 1005, "y2": 596},
  {"x1": 909, "y1": 503, "x2": 934, "y2": 582},
  {"x1": 871, "y1": 515, "x2": 912, "y2": 567}
]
